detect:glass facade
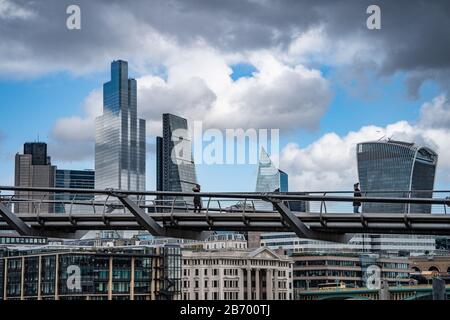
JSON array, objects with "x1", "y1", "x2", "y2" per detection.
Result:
[
  {"x1": 156, "y1": 114, "x2": 198, "y2": 204},
  {"x1": 0, "y1": 245, "x2": 181, "y2": 300},
  {"x1": 95, "y1": 60, "x2": 146, "y2": 191},
  {"x1": 54, "y1": 169, "x2": 95, "y2": 213},
  {"x1": 356, "y1": 140, "x2": 438, "y2": 213}
]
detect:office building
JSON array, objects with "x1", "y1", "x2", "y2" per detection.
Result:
[
  {"x1": 249, "y1": 148, "x2": 307, "y2": 248},
  {"x1": 356, "y1": 139, "x2": 438, "y2": 255},
  {"x1": 95, "y1": 60, "x2": 146, "y2": 192},
  {"x1": 156, "y1": 113, "x2": 198, "y2": 207},
  {"x1": 0, "y1": 244, "x2": 181, "y2": 300},
  {"x1": 292, "y1": 252, "x2": 411, "y2": 293},
  {"x1": 356, "y1": 140, "x2": 438, "y2": 214},
  {"x1": 14, "y1": 142, "x2": 56, "y2": 213},
  {"x1": 181, "y1": 234, "x2": 293, "y2": 300},
  {"x1": 55, "y1": 169, "x2": 95, "y2": 213},
  {"x1": 260, "y1": 233, "x2": 436, "y2": 257}
]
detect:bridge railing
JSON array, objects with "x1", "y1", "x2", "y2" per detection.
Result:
[{"x1": 1, "y1": 186, "x2": 450, "y2": 216}]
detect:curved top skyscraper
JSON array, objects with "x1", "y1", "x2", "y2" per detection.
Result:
[
  {"x1": 356, "y1": 140, "x2": 438, "y2": 213},
  {"x1": 95, "y1": 60, "x2": 146, "y2": 191}
]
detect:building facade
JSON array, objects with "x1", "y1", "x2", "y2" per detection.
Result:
[
  {"x1": 95, "y1": 60, "x2": 146, "y2": 192},
  {"x1": 181, "y1": 234, "x2": 293, "y2": 300},
  {"x1": 292, "y1": 252, "x2": 411, "y2": 293},
  {"x1": 14, "y1": 142, "x2": 56, "y2": 213},
  {"x1": 250, "y1": 147, "x2": 307, "y2": 248},
  {"x1": 0, "y1": 244, "x2": 181, "y2": 300},
  {"x1": 356, "y1": 140, "x2": 438, "y2": 214},
  {"x1": 260, "y1": 233, "x2": 436, "y2": 257},
  {"x1": 55, "y1": 169, "x2": 95, "y2": 213},
  {"x1": 156, "y1": 113, "x2": 198, "y2": 208}
]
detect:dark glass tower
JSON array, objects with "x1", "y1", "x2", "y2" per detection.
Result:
[
  {"x1": 24, "y1": 142, "x2": 49, "y2": 165},
  {"x1": 356, "y1": 140, "x2": 438, "y2": 213},
  {"x1": 156, "y1": 114, "x2": 198, "y2": 194},
  {"x1": 95, "y1": 60, "x2": 146, "y2": 191}
]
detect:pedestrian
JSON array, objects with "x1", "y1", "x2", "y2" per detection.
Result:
[
  {"x1": 192, "y1": 184, "x2": 202, "y2": 213},
  {"x1": 353, "y1": 182, "x2": 362, "y2": 213}
]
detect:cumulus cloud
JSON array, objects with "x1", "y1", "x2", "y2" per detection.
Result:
[
  {"x1": 0, "y1": 0, "x2": 35, "y2": 20},
  {"x1": 1, "y1": 0, "x2": 450, "y2": 98},
  {"x1": 50, "y1": 51, "x2": 331, "y2": 163},
  {"x1": 281, "y1": 95, "x2": 450, "y2": 191}
]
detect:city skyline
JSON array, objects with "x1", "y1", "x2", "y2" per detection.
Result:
[{"x1": 1, "y1": 1, "x2": 450, "y2": 194}]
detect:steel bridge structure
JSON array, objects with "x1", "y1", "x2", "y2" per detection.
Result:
[{"x1": 1, "y1": 186, "x2": 450, "y2": 241}]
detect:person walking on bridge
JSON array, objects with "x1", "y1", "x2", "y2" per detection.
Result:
[
  {"x1": 353, "y1": 182, "x2": 362, "y2": 213},
  {"x1": 192, "y1": 184, "x2": 202, "y2": 213}
]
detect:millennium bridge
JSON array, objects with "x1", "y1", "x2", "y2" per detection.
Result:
[{"x1": 0, "y1": 186, "x2": 450, "y2": 240}]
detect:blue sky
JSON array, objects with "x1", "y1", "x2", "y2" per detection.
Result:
[
  {"x1": 0, "y1": 63, "x2": 443, "y2": 191},
  {"x1": 1, "y1": 0, "x2": 450, "y2": 193}
]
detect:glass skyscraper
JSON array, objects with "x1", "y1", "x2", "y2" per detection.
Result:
[
  {"x1": 255, "y1": 147, "x2": 287, "y2": 194},
  {"x1": 356, "y1": 140, "x2": 438, "y2": 213},
  {"x1": 156, "y1": 114, "x2": 198, "y2": 195},
  {"x1": 54, "y1": 169, "x2": 95, "y2": 213},
  {"x1": 95, "y1": 60, "x2": 146, "y2": 191}
]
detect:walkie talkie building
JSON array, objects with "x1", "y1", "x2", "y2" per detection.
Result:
[
  {"x1": 95, "y1": 60, "x2": 146, "y2": 191},
  {"x1": 356, "y1": 140, "x2": 438, "y2": 214}
]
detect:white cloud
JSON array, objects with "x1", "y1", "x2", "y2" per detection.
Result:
[
  {"x1": 418, "y1": 94, "x2": 450, "y2": 129},
  {"x1": 281, "y1": 96, "x2": 450, "y2": 191},
  {"x1": 0, "y1": 0, "x2": 34, "y2": 20},
  {"x1": 50, "y1": 51, "x2": 331, "y2": 161}
]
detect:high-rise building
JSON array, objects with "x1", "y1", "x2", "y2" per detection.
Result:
[
  {"x1": 249, "y1": 148, "x2": 307, "y2": 248},
  {"x1": 95, "y1": 60, "x2": 146, "y2": 191},
  {"x1": 156, "y1": 114, "x2": 198, "y2": 206},
  {"x1": 255, "y1": 147, "x2": 287, "y2": 194},
  {"x1": 54, "y1": 169, "x2": 95, "y2": 213},
  {"x1": 356, "y1": 140, "x2": 438, "y2": 214},
  {"x1": 24, "y1": 142, "x2": 49, "y2": 165},
  {"x1": 14, "y1": 142, "x2": 56, "y2": 213}
]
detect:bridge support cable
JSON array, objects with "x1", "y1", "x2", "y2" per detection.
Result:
[
  {"x1": 268, "y1": 198, "x2": 351, "y2": 243},
  {"x1": 0, "y1": 203, "x2": 35, "y2": 236}
]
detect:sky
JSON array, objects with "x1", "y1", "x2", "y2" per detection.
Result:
[{"x1": 1, "y1": 0, "x2": 450, "y2": 193}]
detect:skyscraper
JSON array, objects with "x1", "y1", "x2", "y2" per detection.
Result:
[
  {"x1": 54, "y1": 169, "x2": 95, "y2": 213},
  {"x1": 95, "y1": 60, "x2": 146, "y2": 191},
  {"x1": 249, "y1": 148, "x2": 308, "y2": 248},
  {"x1": 356, "y1": 140, "x2": 438, "y2": 213},
  {"x1": 14, "y1": 142, "x2": 56, "y2": 213},
  {"x1": 156, "y1": 114, "x2": 198, "y2": 195},
  {"x1": 255, "y1": 147, "x2": 287, "y2": 194}
]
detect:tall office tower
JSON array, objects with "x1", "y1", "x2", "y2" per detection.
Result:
[
  {"x1": 249, "y1": 148, "x2": 308, "y2": 248},
  {"x1": 14, "y1": 142, "x2": 56, "y2": 213},
  {"x1": 357, "y1": 140, "x2": 438, "y2": 214},
  {"x1": 55, "y1": 169, "x2": 95, "y2": 213},
  {"x1": 355, "y1": 139, "x2": 438, "y2": 256},
  {"x1": 156, "y1": 113, "x2": 198, "y2": 198},
  {"x1": 95, "y1": 60, "x2": 146, "y2": 191},
  {"x1": 255, "y1": 147, "x2": 288, "y2": 194}
]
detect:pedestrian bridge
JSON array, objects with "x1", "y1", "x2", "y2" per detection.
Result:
[{"x1": 1, "y1": 186, "x2": 450, "y2": 240}]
